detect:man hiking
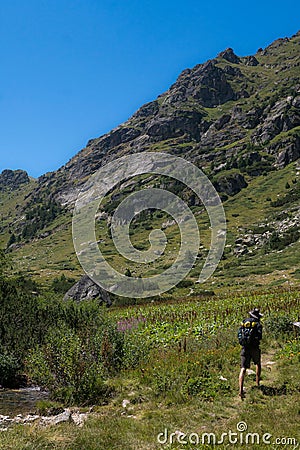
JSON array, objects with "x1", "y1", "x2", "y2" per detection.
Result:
[{"x1": 238, "y1": 308, "x2": 263, "y2": 399}]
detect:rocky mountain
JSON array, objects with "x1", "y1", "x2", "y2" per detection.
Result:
[
  {"x1": 30, "y1": 30, "x2": 300, "y2": 207},
  {"x1": 0, "y1": 170, "x2": 30, "y2": 191},
  {"x1": 1, "y1": 30, "x2": 300, "y2": 293}
]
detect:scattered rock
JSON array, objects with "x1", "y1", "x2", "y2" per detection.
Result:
[
  {"x1": 251, "y1": 97, "x2": 300, "y2": 145},
  {"x1": 161, "y1": 219, "x2": 176, "y2": 229},
  {"x1": 39, "y1": 409, "x2": 71, "y2": 426},
  {"x1": 122, "y1": 399, "x2": 130, "y2": 408},
  {"x1": 219, "y1": 375, "x2": 228, "y2": 381},
  {"x1": 214, "y1": 114, "x2": 231, "y2": 131},
  {"x1": 0, "y1": 409, "x2": 90, "y2": 429},
  {"x1": 243, "y1": 55, "x2": 259, "y2": 66},
  {"x1": 274, "y1": 135, "x2": 300, "y2": 167},
  {"x1": 70, "y1": 412, "x2": 89, "y2": 428}
]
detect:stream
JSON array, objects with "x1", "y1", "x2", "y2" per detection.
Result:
[{"x1": 0, "y1": 387, "x2": 48, "y2": 416}]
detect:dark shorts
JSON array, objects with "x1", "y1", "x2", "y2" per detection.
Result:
[{"x1": 240, "y1": 346, "x2": 261, "y2": 369}]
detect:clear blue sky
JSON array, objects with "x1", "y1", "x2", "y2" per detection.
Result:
[{"x1": 0, "y1": 0, "x2": 299, "y2": 178}]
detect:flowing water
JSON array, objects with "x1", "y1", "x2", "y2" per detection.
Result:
[{"x1": 0, "y1": 387, "x2": 48, "y2": 416}]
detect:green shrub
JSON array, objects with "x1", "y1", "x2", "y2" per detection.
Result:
[
  {"x1": 51, "y1": 274, "x2": 75, "y2": 293},
  {"x1": 35, "y1": 399, "x2": 64, "y2": 416},
  {"x1": 265, "y1": 228, "x2": 300, "y2": 251},
  {"x1": 0, "y1": 352, "x2": 20, "y2": 387},
  {"x1": 26, "y1": 318, "x2": 123, "y2": 405},
  {"x1": 143, "y1": 344, "x2": 234, "y2": 402},
  {"x1": 278, "y1": 339, "x2": 300, "y2": 361},
  {"x1": 264, "y1": 313, "x2": 294, "y2": 340},
  {"x1": 121, "y1": 330, "x2": 150, "y2": 370},
  {"x1": 26, "y1": 326, "x2": 110, "y2": 404},
  {"x1": 177, "y1": 279, "x2": 194, "y2": 288}
]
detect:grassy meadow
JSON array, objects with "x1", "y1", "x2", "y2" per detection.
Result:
[{"x1": 0, "y1": 288, "x2": 299, "y2": 449}]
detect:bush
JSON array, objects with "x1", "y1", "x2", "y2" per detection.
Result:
[
  {"x1": 26, "y1": 318, "x2": 124, "y2": 405},
  {"x1": 264, "y1": 314, "x2": 294, "y2": 340},
  {"x1": 177, "y1": 279, "x2": 194, "y2": 288},
  {"x1": 26, "y1": 326, "x2": 110, "y2": 404},
  {"x1": 51, "y1": 274, "x2": 75, "y2": 293},
  {"x1": 121, "y1": 329, "x2": 150, "y2": 370},
  {"x1": 0, "y1": 352, "x2": 20, "y2": 387},
  {"x1": 279, "y1": 339, "x2": 300, "y2": 361},
  {"x1": 265, "y1": 228, "x2": 300, "y2": 251}
]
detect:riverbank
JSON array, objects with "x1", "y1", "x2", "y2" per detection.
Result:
[
  {"x1": 0, "y1": 407, "x2": 89, "y2": 432},
  {"x1": 0, "y1": 387, "x2": 48, "y2": 417}
]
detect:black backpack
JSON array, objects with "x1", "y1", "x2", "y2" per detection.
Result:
[{"x1": 238, "y1": 318, "x2": 258, "y2": 346}]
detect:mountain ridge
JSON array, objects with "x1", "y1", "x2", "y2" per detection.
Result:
[
  {"x1": 1, "y1": 30, "x2": 300, "y2": 292},
  {"x1": 26, "y1": 29, "x2": 300, "y2": 207}
]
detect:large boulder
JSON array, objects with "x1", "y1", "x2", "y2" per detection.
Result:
[
  {"x1": 214, "y1": 172, "x2": 248, "y2": 196},
  {"x1": 243, "y1": 55, "x2": 259, "y2": 66},
  {"x1": 64, "y1": 275, "x2": 111, "y2": 306},
  {"x1": 218, "y1": 48, "x2": 240, "y2": 64}
]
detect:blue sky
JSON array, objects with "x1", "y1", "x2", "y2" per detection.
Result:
[{"x1": 0, "y1": 0, "x2": 299, "y2": 178}]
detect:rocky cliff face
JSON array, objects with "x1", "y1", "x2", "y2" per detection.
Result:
[
  {"x1": 64, "y1": 275, "x2": 111, "y2": 306},
  {"x1": 28, "y1": 31, "x2": 300, "y2": 207},
  {"x1": 0, "y1": 170, "x2": 29, "y2": 191},
  {"x1": 1, "y1": 31, "x2": 300, "y2": 290}
]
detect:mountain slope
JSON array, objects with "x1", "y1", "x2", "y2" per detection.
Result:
[
  {"x1": 31, "y1": 30, "x2": 300, "y2": 205},
  {"x1": 2, "y1": 30, "x2": 300, "y2": 293}
]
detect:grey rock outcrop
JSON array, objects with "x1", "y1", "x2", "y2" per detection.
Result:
[
  {"x1": 243, "y1": 55, "x2": 259, "y2": 66},
  {"x1": 214, "y1": 173, "x2": 248, "y2": 196},
  {"x1": 64, "y1": 275, "x2": 111, "y2": 306},
  {"x1": 218, "y1": 48, "x2": 240, "y2": 64},
  {"x1": 251, "y1": 97, "x2": 300, "y2": 145},
  {"x1": 0, "y1": 169, "x2": 30, "y2": 191}
]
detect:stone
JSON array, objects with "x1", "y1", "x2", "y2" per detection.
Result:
[
  {"x1": 218, "y1": 48, "x2": 240, "y2": 64},
  {"x1": 219, "y1": 375, "x2": 228, "y2": 381},
  {"x1": 251, "y1": 97, "x2": 300, "y2": 145},
  {"x1": 243, "y1": 55, "x2": 259, "y2": 66},
  {"x1": 122, "y1": 399, "x2": 130, "y2": 408},
  {"x1": 64, "y1": 274, "x2": 111, "y2": 306},
  {"x1": 71, "y1": 412, "x2": 89, "y2": 427},
  {"x1": 275, "y1": 135, "x2": 300, "y2": 167},
  {"x1": 0, "y1": 409, "x2": 92, "y2": 429},
  {"x1": 214, "y1": 173, "x2": 248, "y2": 196},
  {"x1": 40, "y1": 409, "x2": 71, "y2": 426},
  {"x1": 214, "y1": 114, "x2": 231, "y2": 131}
]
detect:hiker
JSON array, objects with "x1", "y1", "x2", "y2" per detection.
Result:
[{"x1": 238, "y1": 307, "x2": 263, "y2": 398}]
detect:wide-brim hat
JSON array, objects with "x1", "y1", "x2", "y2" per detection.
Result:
[{"x1": 249, "y1": 308, "x2": 263, "y2": 319}]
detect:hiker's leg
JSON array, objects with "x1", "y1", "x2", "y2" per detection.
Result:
[
  {"x1": 240, "y1": 348, "x2": 249, "y2": 397},
  {"x1": 256, "y1": 363, "x2": 261, "y2": 386},
  {"x1": 239, "y1": 368, "x2": 246, "y2": 397},
  {"x1": 252, "y1": 348, "x2": 261, "y2": 386}
]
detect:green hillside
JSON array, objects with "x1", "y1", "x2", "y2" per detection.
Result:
[
  {"x1": 0, "y1": 32, "x2": 299, "y2": 295},
  {"x1": 0, "y1": 31, "x2": 299, "y2": 450}
]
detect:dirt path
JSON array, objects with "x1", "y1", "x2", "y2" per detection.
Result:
[{"x1": 261, "y1": 348, "x2": 278, "y2": 384}]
